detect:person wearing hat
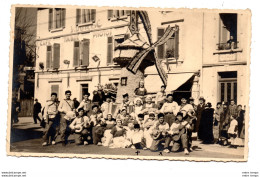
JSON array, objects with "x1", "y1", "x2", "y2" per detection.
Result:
[
  {"x1": 58, "y1": 90, "x2": 75, "y2": 146},
  {"x1": 101, "y1": 94, "x2": 113, "y2": 119},
  {"x1": 160, "y1": 94, "x2": 179, "y2": 126},
  {"x1": 155, "y1": 85, "x2": 167, "y2": 109},
  {"x1": 198, "y1": 102, "x2": 214, "y2": 144},
  {"x1": 143, "y1": 95, "x2": 158, "y2": 119},
  {"x1": 132, "y1": 97, "x2": 145, "y2": 119},
  {"x1": 118, "y1": 93, "x2": 133, "y2": 114},
  {"x1": 189, "y1": 97, "x2": 197, "y2": 112},
  {"x1": 77, "y1": 92, "x2": 92, "y2": 116},
  {"x1": 42, "y1": 93, "x2": 59, "y2": 146},
  {"x1": 166, "y1": 112, "x2": 191, "y2": 155},
  {"x1": 33, "y1": 98, "x2": 42, "y2": 124},
  {"x1": 195, "y1": 96, "x2": 206, "y2": 134}
]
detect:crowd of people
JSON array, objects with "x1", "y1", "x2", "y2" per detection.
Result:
[{"x1": 34, "y1": 81, "x2": 245, "y2": 155}]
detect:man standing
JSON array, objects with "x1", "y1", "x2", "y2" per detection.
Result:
[
  {"x1": 160, "y1": 94, "x2": 179, "y2": 126},
  {"x1": 58, "y1": 90, "x2": 75, "y2": 146},
  {"x1": 42, "y1": 93, "x2": 59, "y2": 146},
  {"x1": 77, "y1": 92, "x2": 92, "y2": 116},
  {"x1": 155, "y1": 85, "x2": 166, "y2": 109},
  {"x1": 189, "y1": 97, "x2": 197, "y2": 113},
  {"x1": 228, "y1": 99, "x2": 238, "y2": 118},
  {"x1": 33, "y1": 99, "x2": 42, "y2": 124},
  {"x1": 214, "y1": 102, "x2": 224, "y2": 142},
  {"x1": 195, "y1": 96, "x2": 206, "y2": 135}
]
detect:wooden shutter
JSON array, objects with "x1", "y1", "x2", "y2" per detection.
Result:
[
  {"x1": 55, "y1": 9, "x2": 61, "y2": 29},
  {"x1": 91, "y1": 9, "x2": 96, "y2": 22},
  {"x1": 107, "y1": 37, "x2": 113, "y2": 64},
  {"x1": 51, "y1": 85, "x2": 59, "y2": 99},
  {"x1": 46, "y1": 46, "x2": 52, "y2": 69},
  {"x1": 126, "y1": 10, "x2": 130, "y2": 16},
  {"x1": 48, "y1": 9, "x2": 53, "y2": 30},
  {"x1": 73, "y1": 41, "x2": 80, "y2": 66},
  {"x1": 76, "y1": 9, "x2": 81, "y2": 25},
  {"x1": 108, "y1": 10, "x2": 113, "y2": 20},
  {"x1": 174, "y1": 26, "x2": 179, "y2": 59},
  {"x1": 157, "y1": 28, "x2": 165, "y2": 59},
  {"x1": 61, "y1": 9, "x2": 66, "y2": 28},
  {"x1": 53, "y1": 43, "x2": 60, "y2": 69},
  {"x1": 81, "y1": 39, "x2": 90, "y2": 66},
  {"x1": 124, "y1": 33, "x2": 130, "y2": 40}
]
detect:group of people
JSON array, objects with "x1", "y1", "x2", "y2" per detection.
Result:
[{"x1": 36, "y1": 81, "x2": 245, "y2": 155}]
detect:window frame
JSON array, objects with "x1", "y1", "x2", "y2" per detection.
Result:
[
  {"x1": 48, "y1": 8, "x2": 66, "y2": 32},
  {"x1": 108, "y1": 10, "x2": 130, "y2": 21},
  {"x1": 76, "y1": 9, "x2": 96, "y2": 26}
]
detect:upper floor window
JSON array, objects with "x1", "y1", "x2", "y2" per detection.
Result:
[
  {"x1": 48, "y1": 8, "x2": 66, "y2": 31},
  {"x1": 218, "y1": 13, "x2": 238, "y2": 50},
  {"x1": 107, "y1": 10, "x2": 130, "y2": 20},
  {"x1": 73, "y1": 39, "x2": 90, "y2": 67},
  {"x1": 46, "y1": 43, "x2": 60, "y2": 70},
  {"x1": 157, "y1": 27, "x2": 179, "y2": 60},
  {"x1": 76, "y1": 9, "x2": 96, "y2": 25}
]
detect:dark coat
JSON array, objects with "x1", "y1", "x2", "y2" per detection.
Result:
[
  {"x1": 195, "y1": 103, "x2": 205, "y2": 132},
  {"x1": 198, "y1": 107, "x2": 214, "y2": 143}
]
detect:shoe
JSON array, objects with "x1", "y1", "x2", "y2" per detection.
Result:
[
  {"x1": 97, "y1": 142, "x2": 102, "y2": 146},
  {"x1": 189, "y1": 147, "x2": 193, "y2": 152},
  {"x1": 42, "y1": 142, "x2": 48, "y2": 146},
  {"x1": 163, "y1": 149, "x2": 170, "y2": 153},
  {"x1": 143, "y1": 147, "x2": 148, "y2": 150},
  {"x1": 131, "y1": 145, "x2": 136, "y2": 149},
  {"x1": 51, "y1": 141, "x2": 56, "y2": 145},
  {"x1": 61, "y1": 141, "x2": 66, "y2": 146},
  {"x1": 84, "y1": 141, "x2": 88, "y2": 145},
  {"x1": 184, "y1": 148, "x2": 189, "y2": 155}
]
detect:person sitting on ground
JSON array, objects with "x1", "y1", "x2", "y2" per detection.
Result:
[
  {"x1": 101, "y1": 114, "x2": 116, "y2": 146},
  {"x1": 77, "y1": 92, "x2": 92, "y2": 116},
  {"x1": 116, "y1": 108, "x2": 128, "y2": 122},
  {"x1": 132, "y1": 97, "x2": 145, "y2": 119},
  {"x1": 143, "y1": 112, "x2": 157, "y2": 149},
  {"x1": 166, "y1": 112, "x2": 191, "y2": 155},
  {"x1": 69, "y1": 108, "x2": 88, "y2": 145},
  {"x1": 143, "y1": 95, "x2": 158, "y2": 121},
  {"x1": 149, "y1": 113, "x2": 170, "y2": 152},
  {"x1": 135, "y1": 113, "x2": 145, "y2": 130},
  {"x1": 131, "y1": 124, "x2": 146, "y2": 149}
]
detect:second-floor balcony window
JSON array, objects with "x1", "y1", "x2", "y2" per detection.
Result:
[
  {"x1": 218, "y1": 13, "x2": 238, "y2": 50},
  {"x1": 76, "y1": 9, "x2": 96, "y2": 26},
  {"x1": 48, "y1": 8, "x2": 66, "y2": 31},
  {"x1": 107, "y1": 10, "x2": 130, "y2": 20}
]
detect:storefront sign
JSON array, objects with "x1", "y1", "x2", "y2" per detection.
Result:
[
  {"x1": 64, "y1": 35, "x2": 79, "y2": 42},
  {"x1": 70, "y1": 19, "x2": 102, "y2": 33},
  {"x1": 93, "y1": 30, "x2": 112, "y2": 38},
  {"x1": 37, "y1": 40, "x2": 51, "y2": 46}
]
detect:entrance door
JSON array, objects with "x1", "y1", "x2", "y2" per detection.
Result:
[{"x1": 218, "y1": 71, "x2": 237, "y2": 103}]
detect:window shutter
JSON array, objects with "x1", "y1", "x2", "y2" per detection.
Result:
[
  {"x1": 126, "y1": 10, "x2": 130, "y2": 16},
  {"x1": 124, "y1": 33, "x2": 130, "y2": 40},
  {"x1": 81, "y1": 39, "x2": 90, "y2": 66},
  {"x1": 61, "y1": 9, "x2": 66, "y2": 28},
  {"x1": 91, "y1": 9, "x2": 96, "y2": 22},
  {"x1": 76, "y1": 9, "x2": 81, "y2": 25},
  {"x1": 157, "y1": 28, "x2": 165, "y2": 59},
  {"x1": 48, "y1": 9, "x2": 53, "y2": 30},
  {"x1": 73, "y1": 41, "x2": 80, "y2": 66},
  {"x1": 174, "y1": 26, "x2": 179, "y2": 59},
  {"x1": 51, "y1": 85, "x2": 59, "y2": 99},
  {"x1": 46, "y1": 46, "x2": 52, "y2": 69},
  {"x1": 107, "y1": 36, "x2": 113, "y2": 64},
  {"x1": 108, "y1": 10, "x2": 113, "y2": 20},
  {"x1": 53, "y1": 43, "x2": 60, "y2": 69}
]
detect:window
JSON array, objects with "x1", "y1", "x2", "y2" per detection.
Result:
[
  {"x1": 73, "y1": 39, "x2": 90, "y2": 67},
  {"x1": 218, "y1": 13, "x2": 238, "y2": 50},
  {"x1": 108, "y1": 10, "x2": 130, "y2": 20},
  {"x1": 81, "y1": 84, "x2": 89, "y2": 98},
  {"x1": 157, "y1": 27, "x2": 179, "y2": 59},
  {"x1": 107, "y1": 34, "x2": 129, "y2": 65},
  {"x1": 48, "y1": 8, "x2": 66, "y2": 30},
  {"x1": 218, "y1": 71, "x2": 237, "y2": 103},
  {"x1": 76, "y1": 9, "x2": 96, "y2": 25},
  {"x1": 51, "y1": 85, "x2": 59, "y2": 99},
  {"x1": 46, "y1": 43, "x2": 60, "y2": 70}
]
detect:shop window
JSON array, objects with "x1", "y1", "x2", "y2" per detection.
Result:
[
  {"x1": 48, "y1": 8, "x2": 66, "y2": 30},
  {"x1": 107, "y1": 34, "x2": 130, "y2": 65},
  {"x1": 217, "y1": 13, "x2": 238, "y2": 50},
  {"x1": 218, "y1": 71, "x2": 237, "y2": 103},
  {"x1": 157, "y1": 27, "x2": 179, "y2": 59},
  {"x1": 73, "y1": 39, "x2": 90, "y2": 67},
  {"x1": 107, "y1": 10, "x2": 130, "y2": 20},
  {"x1": 76, "y1": 9, "x2": 96, "y2": 25}
]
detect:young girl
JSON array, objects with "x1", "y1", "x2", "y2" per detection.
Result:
[
  {"x1": 102, "y1": 114, "x2": 116, "y2": 146},
  {"x1": 227, "y1": 115, "x2": 238, "y2": 148},
  {"x1": 132, "y1": 97, "x2": 144, "y2": 119},
  {"x1": 143, "y1": 112, "x2": 157, "y2": 149}
]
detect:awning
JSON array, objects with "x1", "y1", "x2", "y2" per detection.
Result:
[{"x1": 145, "y1": 73, "x2": 194, "y2": 93}]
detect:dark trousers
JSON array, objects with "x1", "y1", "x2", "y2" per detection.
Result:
[
  {"x1": 72, "y1": 128, "x2": 92, "y2": 145},
  {"x1": 42, "y1": 118, "x2": 59, "y2": 143},
  {"x1": 92, "y1": 126, "x2": 105, "y2": 145},
  {"x1": 33, "y1": 113, "x2": 41, "y2": 124},
  {"x1": 164, "y1": 113, "x2": 175, "y2": 127},
  {"x1": 60, "y1": 115, "x2": 71, "y2": 143},
  {"x1": 165, "y1": 134, "x2": 188, "y2": 152},
  {"x1": 150, "y1": 136, "x2": 169, "y2": 151}
]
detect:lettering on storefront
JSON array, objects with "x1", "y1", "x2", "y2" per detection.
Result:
[
  {"x1": 64, "y1": 35, "x2": 79, "y2": 42},
  {"x1": 93, "y1": 30, "x2": 112, "y2": 38},
  {"x1": 37, "y1": 40, "x2": 51, "y2": 46},
  {"x1": 219, "y1": 53, "x2": 237, "y2": 62},
  {"x1": 70, "y1": 19, "x2": 102, "y2": 33}
]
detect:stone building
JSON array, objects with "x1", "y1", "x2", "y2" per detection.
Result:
[{"x1": 35, "y1": 8, "x2": 250, "y2": 107}]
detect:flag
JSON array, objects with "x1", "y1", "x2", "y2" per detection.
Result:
[{"x1": 92, "y1": 55, "x2": 100, "y2": 62}]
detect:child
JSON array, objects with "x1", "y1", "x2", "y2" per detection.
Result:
[
  {"x1": 136, "y1": 113, "x2": 145, "y2": 130},
  {"x1": 143, "y1": 112, "x2": 157, "y2": 149},
  {"x1": 69, "y1": 108, "x2": 87, "y2": 145},
  {"x1": 109, "y1": 119, "x2": 130, "y2": 148},
  {"x1": 102, "y1": 114, "x2": 116, "y2": 146},
  {"x1": 227, "y1": 115, "x2": 238, "y2": 148},
  {"x1": 131, "y1": 124, "x2": 146, "y2": 149}
]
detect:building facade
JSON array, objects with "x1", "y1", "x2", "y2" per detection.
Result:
[{"x1": 35, "y1": 8, "x2": 250, "y2": 107}]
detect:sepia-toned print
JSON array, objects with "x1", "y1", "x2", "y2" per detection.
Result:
[{"x1": 7, "y1": 5, "x2": 250, "y2": 161}]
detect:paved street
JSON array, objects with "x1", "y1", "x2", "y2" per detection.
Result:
[{"x1": 9, "y1": 117, "x2": 245, "y2": 159}]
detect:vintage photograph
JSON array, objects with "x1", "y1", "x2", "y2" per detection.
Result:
[{"x1": 7, "y1": 5, "x2": 250, "y2": 161}]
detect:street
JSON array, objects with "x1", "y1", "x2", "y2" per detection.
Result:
[{"x1": 9, "y1": 117, "x2": 244, "y2": 159}]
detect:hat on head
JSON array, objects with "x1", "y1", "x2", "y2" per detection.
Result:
[
  {"x1": 177, "y1": 112, "x2": 183, "y2": 117},
  {"x1": 199, "y1": 96, "x2": 205, "y2": 102},
  {"x1": 149, "y1": 112, "x2": 155, "y2": 117},
  {"x1": 35, "y1": 98, "x2": 38, "y2": 101},
  {"x1": 83, "y1": 92, "x2": 90, "y2": 96},
  {"x1": 134, "y1": 124, "x2": 140, "y2": 129},
  {"x1": 206, "y1": 102, "x2": 212, "y2": 108},
  {"x1": 122, "y1": 93, "x2": 129, "y2": 98},
  {"x1": 134, "y1": 97, "x2": 143, "y2": 105}
]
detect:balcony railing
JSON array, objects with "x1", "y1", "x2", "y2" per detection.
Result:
[{"x1": 217, "y1": 41, "x2": 239, "y2": 50}]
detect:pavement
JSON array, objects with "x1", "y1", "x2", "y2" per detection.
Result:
[{"x1": 9, "y1": 117, "x2": 245, "y2": 159}]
